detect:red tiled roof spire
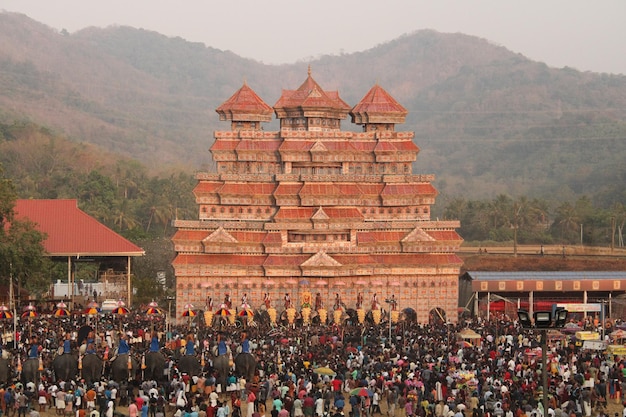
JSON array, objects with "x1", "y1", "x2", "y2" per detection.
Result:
[
  {"x1": 273, "y1": 68, "x2": 350, "y2": 129},
  {"x1": 351, "y1": 84, "x2": 407, "y2": 130},
  {"x1": 216, "y1": 81, "x2": 272, "y2": 124}
]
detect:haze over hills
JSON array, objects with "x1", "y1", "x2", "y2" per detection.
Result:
[{"x1": 1, "y1": 12, "x2": 626, "y2": 205}]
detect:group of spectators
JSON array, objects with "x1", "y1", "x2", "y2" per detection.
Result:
[{"x1": 1, "y1": 305, "x2": 625, "y2": 417}]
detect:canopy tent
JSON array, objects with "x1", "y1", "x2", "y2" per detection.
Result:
[{"x1": 457, "y1": 328, "x2": 482, "y2": 346}]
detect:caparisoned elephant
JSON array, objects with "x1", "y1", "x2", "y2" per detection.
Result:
[
  {"x1": 21, "y1": 358, "x2": 39, "y2": 385},
  {"x1": 144, "y1": 351, "x2": 166, "y2": 382},
  {"x1": 110, "y1": 353, "x2": 138, "y2": 382},
  {"x1": 177, "y1": 355, "x2": 200, "y2": 377},
  {"x1": 213, "y1": 354, "x2": 230, "y2": 393},
  {"x1": 52, "y1": 353, "x2": 78, "y2": 382},
  {"x1": 234, "y1": 352, "x2": 256, "y2": 381},
  {"x1": 81, "y1": 354, "x2": 103, "y2": 386},
  {"x1": 0, "y1": 356, "x2": 11, "y2": 385}
]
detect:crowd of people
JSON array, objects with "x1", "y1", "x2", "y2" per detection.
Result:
[{"x1": 0, "y1": 304, "x2": 625, "y2": 417}]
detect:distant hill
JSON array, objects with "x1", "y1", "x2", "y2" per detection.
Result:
[{"x1": 1, "y1": 12, "x2": 626, "y2": 206}]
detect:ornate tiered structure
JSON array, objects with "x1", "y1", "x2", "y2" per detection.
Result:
[{"x1": 172, "y1": 70, "x2": 463, "y2": 323}]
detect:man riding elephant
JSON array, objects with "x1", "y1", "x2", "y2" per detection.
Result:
[
  {"x1": 144, "y1": 331, "x2": 166, "y2": 382},
  {"x1": 110, "y1": 333, "x2": 138, "y2": 382},
  {"x1": 22, "y1": 335, "x2": 41, "y2": 384},
  {"x1": 234, "y1": 332, "x2": 256, "y2": 382},
  {"x1": 52, "y1": 339, "x2": 78, "y2": 383},
  {"x1": 177, "y1": 332, "x2": 200, "y2": 377},
  {"x1": 212, "y1": 333, "x2": 231, "y2": 393}
]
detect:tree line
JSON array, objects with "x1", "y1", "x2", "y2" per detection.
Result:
[{"x1": 441, "y1": 194, "x2": 626, "y2": 249}]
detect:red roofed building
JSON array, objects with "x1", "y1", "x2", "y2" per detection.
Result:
[
  {"x1": 13, "y1": 199, "x2": 144, "y2": 306},
  {"x1": 173, "y1": 70, "x2": 463, "y2": 323}
]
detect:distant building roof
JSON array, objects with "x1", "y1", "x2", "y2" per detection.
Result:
[{"x1": 14, "y1": 199, "x2": 144, "y2": 257}]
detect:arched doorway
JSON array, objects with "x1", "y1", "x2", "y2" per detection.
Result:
[
  {"x1": 402, "y1": 308, "x2": 417, "y2": 323},
  {"x1": 429, "y1": 307, "x2": 446, "y2": 325}
]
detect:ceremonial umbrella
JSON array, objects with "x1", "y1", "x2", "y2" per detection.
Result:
[
  {"x1": 84, "y1": 301, "x2": 100, "y2": 336},
  {"x1": 146, "y1": 301, "x2": 163, "y2": 315},
  {"x1": 238, "y1": 308, "x2": 254, "y2": 317},
  {"x1": 350, "y1": 388, "x2": 374, "y2": 397},
  {"x1": 53, "y1": 302, "x2": 70, "y2": 317},
  {"x1": 111, "y1": 302, "x2": 130, "y2": 331},
  {"x1": 111, "y1": 306, "x2": 130, "y2": 315},
  {"x1": 21, "y1": 310, "x2": 38, "y2": 319},
  {"x1": 53, "y1": 308, "x2": 71, "y2": 317},
  {"x1": 181, "y1": 309, "x2": 197, "y2": 317},
  {"x1": 0, "y1": 306, "x2": 13, "y2": 320},
  {"x1": 0, "y1": 306, "x2": 12, "y2": 345},
  {"x1": 84, "y1": 306, "x2": 100, "y2": 315},
  {"x1": 146, "y1": 301, "x2": 163, "y2": 330},
  {"x1": 21, "y1": 308, "x2": 38, "y2": 337},
  {"x1": 215, "y1": 308, "x2": 231, "y2": 317},
  {"x1": 312, "y1": 366, "x2": 336, "y2": 376}
]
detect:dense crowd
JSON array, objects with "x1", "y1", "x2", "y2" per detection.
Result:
[{"x1": 1, "y1": 306, "x2": 625, "y2": 417}]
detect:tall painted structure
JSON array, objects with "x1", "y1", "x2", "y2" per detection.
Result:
[{"x1": 172, "y1": 70, "x2": 463, "y2": 323}]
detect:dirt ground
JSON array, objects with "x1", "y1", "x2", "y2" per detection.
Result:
[{"x1": 32, "y1": 393, "x2": 626, "y2": 417}]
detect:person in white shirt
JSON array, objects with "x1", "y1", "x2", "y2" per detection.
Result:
[{"x1": 315, "y1": 396, "x2": 324, "y2": 417}]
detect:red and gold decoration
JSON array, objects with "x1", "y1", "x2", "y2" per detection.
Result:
[
  {"x1": 391, "y1": 310, "x2": 400, "y2": 323},
  {"x1": 300, "y1": 291, "x2": 312, "y2": 324},
  {"x1": 301, "y1": 307, "x2": 311, "y2": 324},
  {"x1": 204, "y1": 311, "x2": 214, "y2": 326},
  {"x1": 267, "y1": 307, "x2": 277, "y2": 324},
  {"x1": 372, "y1": 309, "x2": 381, "y2": 325},
  {"x1": 357, "y1": 308, "x2": 365, "y2": 324},
  {"x1": 317, "y1": 308, "x2": 327, "y2": 325},
  {"x1": 333, "y1": 309, "x2": 342, "y2": 325},
  {"x1": 286, "y1": 307, "x2": 296, "y2": 324}
]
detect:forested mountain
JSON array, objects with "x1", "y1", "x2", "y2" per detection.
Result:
[{"x1": 2, "y1": 11, "x2": 626, "y2": 206}]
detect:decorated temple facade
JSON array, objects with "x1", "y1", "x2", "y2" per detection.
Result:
[{"x1": 172, "y1": 70, "x2": 463, "y2": 324}]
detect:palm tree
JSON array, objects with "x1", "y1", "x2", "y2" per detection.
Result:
[
  {"x1": 553, "y1": 202, "x2": 579, "y2": 243},
  {"x1": 112, "y1": 200, "x2": 140, "y2": 232}
]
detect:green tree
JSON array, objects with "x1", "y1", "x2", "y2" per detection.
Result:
[{"x1": 0, "y1": 164, "x2": 50, "y2": 298}]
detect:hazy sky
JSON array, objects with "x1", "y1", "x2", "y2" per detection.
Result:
[{"x1": 3, "y1": 0, "x2": 626, "y2": 75}]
